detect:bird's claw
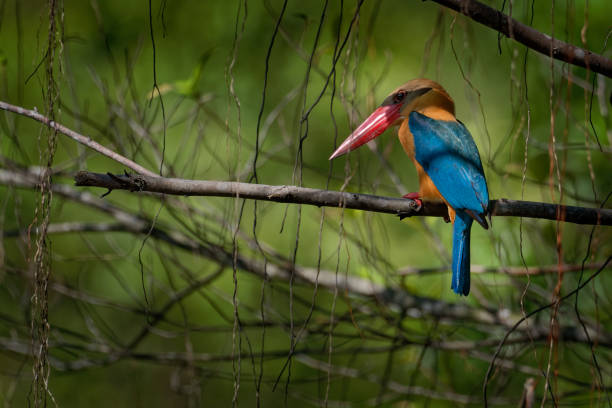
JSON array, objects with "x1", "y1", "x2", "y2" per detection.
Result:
[{"x1": 398, "y1": 192, "x2": 422, "y2": 219}]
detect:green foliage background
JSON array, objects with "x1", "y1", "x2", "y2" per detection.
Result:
[{"x1": 0, "y1": 0, "x2": 611, "y2": 406}]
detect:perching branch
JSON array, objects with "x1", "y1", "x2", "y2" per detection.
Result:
[
  {"x1": 74, "y1": 171, "x2": 612, "y2": 226},
  {"x1": 398, "y1": 262, "x2": 609, "y2": 276},
  {"x1": 430, "y1": 0, "x2": 612, "y2": 78}
]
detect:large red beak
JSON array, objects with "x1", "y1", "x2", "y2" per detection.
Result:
[{"x1": 329, "y1": 103, "x2": 402, "y2": 160}]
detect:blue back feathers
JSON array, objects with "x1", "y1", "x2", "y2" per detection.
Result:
[{"x1": 408, "y1": 111, "x2": 489, "y2": 216}]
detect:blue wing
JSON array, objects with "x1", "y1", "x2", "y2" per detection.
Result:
[{"x1": 408, "y1": 111, "x2": 489, "y2": 217}]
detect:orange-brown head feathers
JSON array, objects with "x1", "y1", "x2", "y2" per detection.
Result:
[{"x1": 381, "y1": 79, "x2": 455, "y2": 124}]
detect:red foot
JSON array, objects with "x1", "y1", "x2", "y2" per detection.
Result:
[{"x1": 402, "y1": 192, "x2": 422, "y2": 210}]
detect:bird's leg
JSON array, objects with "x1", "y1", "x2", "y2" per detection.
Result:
[{"x1": 398, "y1": 192, "x2": 422, "y2": 220}]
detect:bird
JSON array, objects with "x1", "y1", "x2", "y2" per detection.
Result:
[{"x1": 329, "y1": 79, "x2": 489, "y2": 296}]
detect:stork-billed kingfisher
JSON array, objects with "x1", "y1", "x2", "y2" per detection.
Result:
[{"x1": 329, "y1": 79, "x2": 489, "y2": 296}]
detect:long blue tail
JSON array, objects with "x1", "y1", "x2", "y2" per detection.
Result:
[{"x1": 451, "y1": 211, "x2": 473, "y2": 296}]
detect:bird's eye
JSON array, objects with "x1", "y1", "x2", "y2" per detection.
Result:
[{"x1": 393, "y1": 90, "x2": 407, "y2": 104}]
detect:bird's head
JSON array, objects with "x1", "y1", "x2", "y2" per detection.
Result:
[{"x1": 329, "y1": 79, "x2": 454, "y2": 159}]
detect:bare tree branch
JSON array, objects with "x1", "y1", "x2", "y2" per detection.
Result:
[
  {"x1": 295, "y1": 354, "x2": 511, "y2": 405},
  {"x1": 0, "y1": 100, "x2": 158, "y2": 177},
  {"x1": 73, "y1": 171, "x2": 612, "y2": 226},
  {"x1": 398, "y1": 262, "x2": 609, "y2": 276},
  {"x1": 430, "y1": 0, "x2": 612, "y2": 78},
  {"x1": 7, "y1": 221, "x2": 610, "y2": 342}
]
